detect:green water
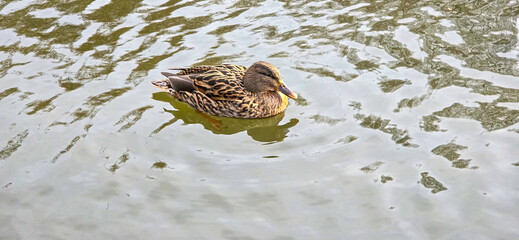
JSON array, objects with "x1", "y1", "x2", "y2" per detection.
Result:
[{"x1": 0, "y1": 0, "x2": 518, "y2": 239}]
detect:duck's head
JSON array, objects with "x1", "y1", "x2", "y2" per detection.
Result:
[{"x1": 244, "y1": 61, "x2": 298, "y2": 99}]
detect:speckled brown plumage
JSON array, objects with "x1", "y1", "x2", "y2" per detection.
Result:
[{"x1": 152, "y1": 62, "x2": 297, "y2": 119}]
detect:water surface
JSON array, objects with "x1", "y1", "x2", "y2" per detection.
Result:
[{"x1": 1, "y1": 0, "x2": 518, "y2": 239}]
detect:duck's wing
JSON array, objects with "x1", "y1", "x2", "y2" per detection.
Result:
[
  {"x1": 189, "y1": 64, "x2": 248, "y2": 100},
  {"x1": 160, "y1": 64, "x2": 248, "y2": 100},
  {"x1": 159, "y1": 64, "x2": 239, "y2": 93}
]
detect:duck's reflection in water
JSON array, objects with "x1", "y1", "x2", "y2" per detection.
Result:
[{"x1": 152, "y1": 92, "x2": 298, "y2": 143}]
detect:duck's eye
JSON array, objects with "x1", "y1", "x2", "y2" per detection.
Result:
[{"x1": 259, "y1": 71, "x2": 276, "y2": 79}]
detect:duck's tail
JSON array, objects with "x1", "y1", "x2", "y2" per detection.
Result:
[{"x1": 151, "y1": 79, "x2": 172, "y2": 92}]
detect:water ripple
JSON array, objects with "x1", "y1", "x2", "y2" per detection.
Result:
[{"x1": 1, "y1": 0, "x2": 518, "y2": 238}]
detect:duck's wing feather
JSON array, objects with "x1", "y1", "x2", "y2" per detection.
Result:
[
  {"x1": 190, "y1": 72, "x2": 241, "y2": 100},
  {"x1": 174, "y1": 64, "x2": 247, "y2": 100}
]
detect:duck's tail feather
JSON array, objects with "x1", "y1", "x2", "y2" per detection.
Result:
[
  {"x1": 161, "y1": 71, "x2": 177, "y2": 77},
  {"x1": 153, "y1": 73, "x2": 195, "y2": 92},
  {"x1": 151, "y1": 79, "x2": 172, "y2": 92}
]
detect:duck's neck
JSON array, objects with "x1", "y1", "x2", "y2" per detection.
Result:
[{"x1": 256, "y1": 91, "x2": 289, "y2": 115}]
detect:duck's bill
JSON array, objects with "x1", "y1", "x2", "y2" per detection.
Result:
[{"x1": 279, "y1": 83, "x2": 298, "y2": 99}]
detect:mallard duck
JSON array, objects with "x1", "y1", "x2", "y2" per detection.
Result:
[{"x1": 151, "y1": 61, "x2": 298, "y2": 118}]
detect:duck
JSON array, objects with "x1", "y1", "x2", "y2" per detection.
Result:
[{"x1": 151, "y1": 61, "x2": 298, "y2": 119}]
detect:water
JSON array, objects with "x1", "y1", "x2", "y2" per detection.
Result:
[{"x1": 1, "y1": 0, "x2": 518, "y2": 239}]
